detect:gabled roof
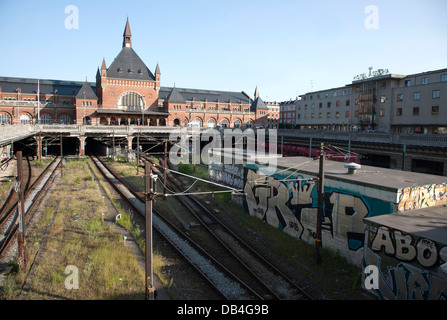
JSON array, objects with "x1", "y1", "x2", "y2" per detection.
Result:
[
  {"x1": 165, "y1": 86, "x2": 186, "y2": 103},
  {"x1": 0, "y1": 76, "x2": 94, "y2": 96},
  {"x1": 76, "y1": 79, "x2": 97, "y2": 99},
  {"x1": 106, "y1": 47, "x2": 155, "y2": 81},
  {"x1": 250, "y1": 96, "x2": 269, "y2": 111}
]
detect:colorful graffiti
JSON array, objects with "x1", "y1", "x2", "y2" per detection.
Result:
[
  {"x1": 398, "y1": 183, "x2": 447, "y2": 212},
  {"x1": 363, "y1": 225, "x2": 447, "y2": 300},
  {"x1": 243, "y1": 168, "x2": 393, "y2": 263}
]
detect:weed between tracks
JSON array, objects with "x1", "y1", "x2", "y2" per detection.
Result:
[{"x1": 1, "y1": 158, "x2": 145, "y2": 300}]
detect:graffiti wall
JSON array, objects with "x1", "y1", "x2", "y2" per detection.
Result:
[
  {"x1": 397, "y1": 184, "x2": 447, "y2": 212},
  {"x1": 243, "y1": 168, "x2": 393, "y2": 265},
  {"x1": 363, "y1": 224, "x2": 447, "y2": 299},
  {"x1": 209, "y1": 161, "x2": 244, "y2": 189}
]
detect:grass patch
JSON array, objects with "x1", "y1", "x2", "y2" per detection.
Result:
[{"x1": 1, "y1": 158, "x2": 146, "y2": 300}]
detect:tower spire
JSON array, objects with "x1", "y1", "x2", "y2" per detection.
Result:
[{"x1": 123, "y1": 17, "x2": 132, "y2": 48}]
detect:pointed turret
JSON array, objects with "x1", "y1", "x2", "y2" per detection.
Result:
[
  {"x1": 101, "y1": 57, "x2": 107, "y2": 71},
  {"x1": 254, "y1": 86, "x2": 259, "y2": 99},
  {"x1": 123, "y1": 17, "x2": 132, "y2": 48},
  {"x1": 155, "y1": 63, "x2": 160, "y2": 75}
]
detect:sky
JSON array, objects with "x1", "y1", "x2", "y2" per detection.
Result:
[{"x1": 0, "y1": 0, "x2": 446, "y2": 102}]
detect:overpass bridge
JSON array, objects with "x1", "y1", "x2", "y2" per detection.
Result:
[
  {"x1": 0, "y1": 124, "x2": 205, "y2": 157},
  {"x1": 1, "y1": 125, "x2": 446, "y2": 175},
  {"x1": 277, "y1": 129, "x2": 447, "y2": 176}
]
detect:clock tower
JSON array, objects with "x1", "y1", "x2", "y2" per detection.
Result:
[{"x1": 123, "y1": 17, "x2": 132, "y2": 48}]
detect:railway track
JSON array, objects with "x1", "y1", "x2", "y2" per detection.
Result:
[
  {"x1": 144, "y1": 154, "x2": 314, "y2": 300},
  {"x1": 0, "y1": 156, "x2": 63, "y2": 260},
  {"x1": 89, "y1": 154, "x2": 265, "y2": 300}
]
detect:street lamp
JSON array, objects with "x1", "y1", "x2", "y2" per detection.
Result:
[{"x1": 83, "y1": 91, "x2": 86, "y2": 125}]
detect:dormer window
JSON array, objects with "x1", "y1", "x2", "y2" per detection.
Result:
[
  {"x1": 138, "y1": 69, "x2": 143, "y2": 74},
  {"x1": 128, "y1": 69, "x2": 132, "y2": 73},
  {"x1": 117, "y1": 68, "x2": 122, "y2": 73}
]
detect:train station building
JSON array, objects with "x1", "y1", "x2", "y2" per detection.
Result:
[{"x1": 0, "y1": 18, "x2": 275, "y2": 129}]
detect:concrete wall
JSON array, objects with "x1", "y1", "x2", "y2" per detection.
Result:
[
  {"x1": 243, "y1": 167, "x2": 394, "y2": 265},
  {"x1": 362, "y1": 222, "x2": 447, "y2": 300}
]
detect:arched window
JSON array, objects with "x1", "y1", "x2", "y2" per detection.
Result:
[
  {"x1": 119, "y1": 92, "x2": 144, "y2": 110},
  {"x1": 0, "y1": 113, "x2": 11, "y2": 125},
  {"x1": 20, "y1": 114, "x2": 31, "y2": 124},
  {"x1": 41, "y1": 114, "x2": 52, "y2": 124},
  {"x1": 60, "y1": 114, "x2": 71, "y2": 124}
]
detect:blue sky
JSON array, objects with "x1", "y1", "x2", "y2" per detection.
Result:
[{"x1": 0, "y1": 0, "x2": 446, "y2": 101}]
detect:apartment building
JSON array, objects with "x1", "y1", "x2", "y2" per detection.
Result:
[{"x1": 287, "y1": 68, "x2": 447, "y2": 133}]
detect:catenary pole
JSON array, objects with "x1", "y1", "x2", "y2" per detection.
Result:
[{"x1": 315, "y1": 142, "x2": 324, "y2": 264}]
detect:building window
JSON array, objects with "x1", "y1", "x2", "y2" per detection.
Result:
[
  {"x1": 413, "y1": 92, "x2": 420, "y2": 101},
  {"x1": 346, "y1": 100, "x2": 350, "y2": 106},
  {"x1": 380, "y1": 95, "x2": 386, "y2": 103},
  {"x1": 119, "y1": 92, "x2": 145, "y2": 109},
  {"x1": 345, "y1": 111, "x2": 349, "y2": 117},
  {"x1": 0, "y1": 113, "x2": 11, "y2": 125},
  {"x1": 432, "y1": 90, "x2": 440, "y2": 99},
  {"x1": 336, "y1": 101, "x2": 340, "y2": 107},
  {"x1": 421, "y1": 77, "x2": 428, "y2": 85},
  {"x1": 20, "y1": 114, "x2": 31, "y2": 124},
  {"x1": 442, "y1": 74, "x2": 447, "y2": 82},
  {"x1": 335, "y1": 112, "x2": 340, "y2": 118},
  {"x1": 396, "y1": 108, "x2": 402, "y2": 116},
  {"x1": 405, "y1": 80, "x2": 411, "y2": 87},
  {"x1": 327, "y1": 102, "x2": 331, "y2": 108},
  {"x1": 381, "y1": 81, "x2": 386, "y2": 89},
  {"x1": 41, "y1": 114, "x2": 52, "y2": 124},
  {"x1": 432, "y1": 106, "x2": 439, "y2": 115},
  {"x1": 413, "y1": 107, "x2": 419, "y2": 116},
  {"x1": 60, "y1": 114, "x2": 71, "y2": 124},
  {"x1": 397, "y1": 94, "x2": 403, "y2": 102},
  {"x1": 379, "y1": 109, "x2": 385, "y2": 117}
]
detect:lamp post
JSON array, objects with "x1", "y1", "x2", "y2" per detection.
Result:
[
  {"x1": 83, "y1": 91, "x2": 86, "y2": 125},
  {"x1": 37, "y1": 79, "x2": 40, "y2": 125}
]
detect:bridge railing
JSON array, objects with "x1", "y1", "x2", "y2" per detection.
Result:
[{"x1": 0, "y1": 124, "x2": 35, "y2": 145}]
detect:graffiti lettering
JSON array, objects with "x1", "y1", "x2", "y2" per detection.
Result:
[
  {"x1": 398, "y1": 184, "x2": 447, "y2": 212},
  {"x1": 364, "y1": 246, "x2": 447, "y2": 300},
  {"x1": 244, "y1": 168, "x2": 373, "y2": 262},
  {"x1": 369, "y1": 226, "x2": 447, "y2": 268}
]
